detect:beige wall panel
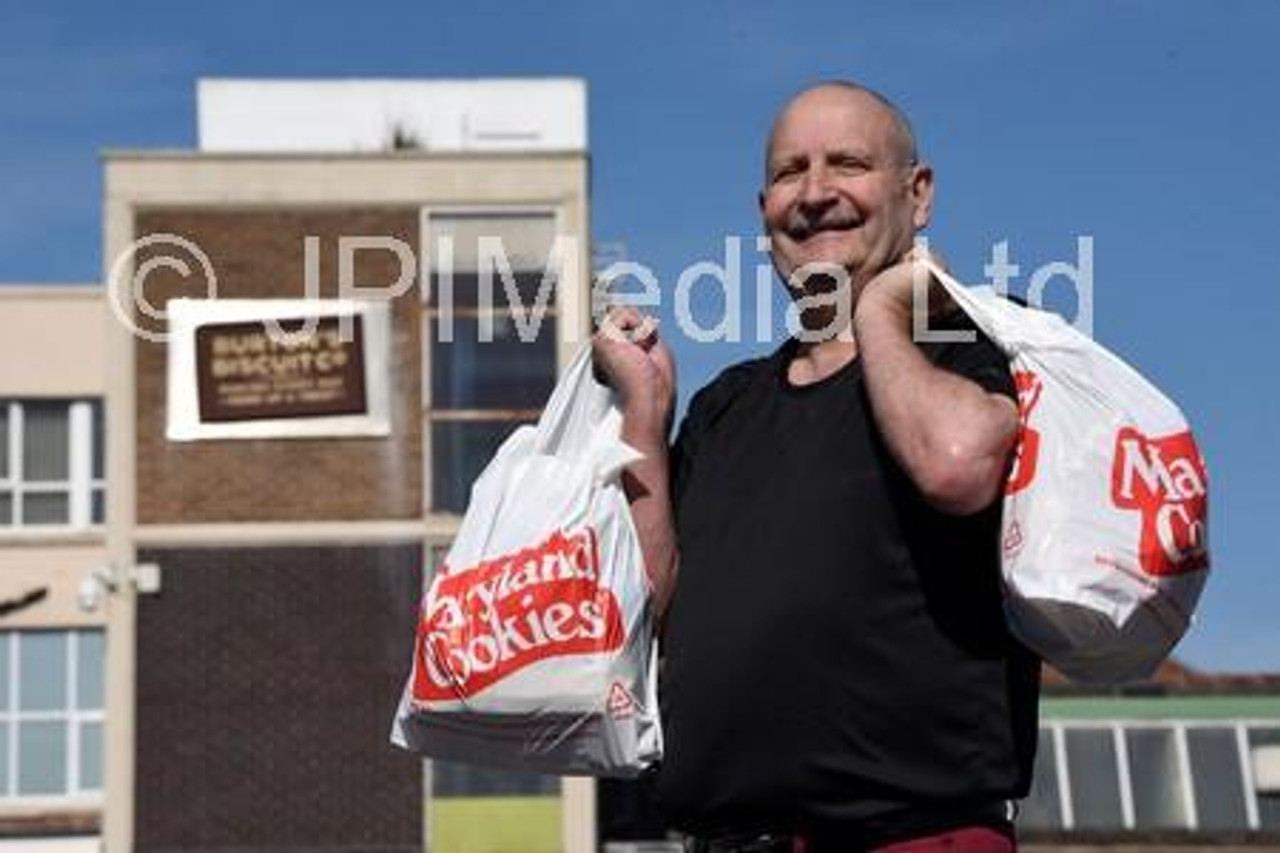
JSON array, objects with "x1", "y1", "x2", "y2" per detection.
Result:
[
  {"x1": 0, "y1": 542, "x2": 109, "y2": 628},
  {"x1": 0, "y1": 290, "x2": 106, "y2": 396}
]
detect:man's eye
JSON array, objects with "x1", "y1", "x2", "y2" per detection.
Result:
[
  {"x1": 772, "y1": 164, "x2": 803, "y2": 183},
  {"x1": 833, "y1": 157, "x2": 870, "y2": 174}
]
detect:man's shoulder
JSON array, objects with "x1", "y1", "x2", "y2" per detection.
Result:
[
  {"x1": 676, "y1": 349, "x2": 779, "y2": 443},
  {"x1": 690, "y1": 351, "x2": 775, "y2": 412}
]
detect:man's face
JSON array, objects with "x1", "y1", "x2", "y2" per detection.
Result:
[{"x1": 760, "y1": 87, "x2": 933, "y2": 300}]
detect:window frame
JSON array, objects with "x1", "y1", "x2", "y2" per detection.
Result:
[
  {"x1": 419, "y1": 206, "x2": 565, "y2": 516},
  {"x1": 1025, "y1": 718, "x2": 1276, "y2": 834},
  {"x1": 0, "y1": 630, "x2": 105, "y2": 802},
  {"x1": 0, "y1": 400, "x2": 105, "y2": 531}
]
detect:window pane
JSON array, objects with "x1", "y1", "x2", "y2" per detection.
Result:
[
  {"x1": 430, "y1": 269, "x2": 559, "y2": 312},
  {"x1": 431, "y1": 420, "x2": 530, "y2": 514},
  {"x1": 77, "y1": 631, "x2": 105, "y2": 710},
  {"x1": 0, "y1": 405, "x2": 8, "y2": 478},
  {"x1": 1018, "y1": 728, "x2": 1062, "y2": 829},
  {"x1": 0, "y1": 491, "x2": 10, "y2": 525},
  {"x1": 0, "y1": 634, "x2": 8, "y2": 708},
  {"x1": 431, "y1": 315, "x2": 556, "y2": 409},
  {"x1": 1066, "y1": 728, "x2": 1124, "y2": 829},
  {"x1": 432, "y1": 759, "x2": 559, "y2": 797},
  {"x1": 79, "y1": 721, "x2": 103, "y2": 791},
  {"x1": 1188, "y1": 727, "x2": 1248, "y2": 830},
  {"x1": 19, "y1": 633, "x2": 67, "y2": 710},
  {"x1": 18, "y1": 721, "x2": 67, "y2": 795},
  {"x1": 21, "y1": 491, "x2": 70, "y2": 525},
  {"x1": 1249, "y1": 727, "x2": 1280, "y2": 829},
  {"x1": 0, "y1": 721, "x2": 8, "y2": 795},
  {"x1": 427, "y1": 213, "x2": 557, "y2": 280},
  {"x1": 1127, "y1": 728, "x2": 1188, "y2": 828},
  {"x1": 92, "y1": 488, "x2": 106, "y2": 524},
  {"x1": 22, "y1": 402, "x2": 70, "y2": 480},
  {"x1": 91, "y1": 400, "x2": 104, "y2": 480}
]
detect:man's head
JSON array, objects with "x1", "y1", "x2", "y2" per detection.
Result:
[{"x1": 760, "y1": 82, "x2": 934, "y2": 311}]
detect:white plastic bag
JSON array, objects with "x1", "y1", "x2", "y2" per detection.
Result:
[
  {"x1": 391, "y1": 345, "x2": 663, "y2": 776},
  {"x1": 924, "y1": 258, "x2": 1210, "y2": 683}
]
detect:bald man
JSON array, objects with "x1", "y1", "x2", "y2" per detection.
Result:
[{"x1": 593, "y1": 82, "x2": 1040, "y2": 852}]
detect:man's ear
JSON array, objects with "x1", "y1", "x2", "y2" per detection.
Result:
[{"x1": 909, "y1": 164, "x2": 935, "y2": 230}]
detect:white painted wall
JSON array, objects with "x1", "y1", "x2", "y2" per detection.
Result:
[{"x1": 198, "y1": 78, "x2": 587, "y2": 153}]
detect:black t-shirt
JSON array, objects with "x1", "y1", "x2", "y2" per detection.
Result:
[{"x1": 655, "y1": 317, "x2": 1041, "y2": 835}]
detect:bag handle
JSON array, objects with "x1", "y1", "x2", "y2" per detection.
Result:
[{"x1": 532, "y1": 344, "x2": 642, "y2": 482}]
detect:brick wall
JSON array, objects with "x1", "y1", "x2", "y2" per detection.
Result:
[
  {"x1": 133, "y1": 208, "x2": 422, "y2": 523},
  {"x1": 134, "y1": 544, "x2": 423, "y2": 853}
]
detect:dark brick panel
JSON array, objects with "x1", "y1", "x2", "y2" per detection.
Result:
[{"x1": 135, "y1": 545, "x2": 423, "y2": 853}]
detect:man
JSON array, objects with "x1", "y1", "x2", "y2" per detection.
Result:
[{"x1": 593, "y1": 82, "x2": 1041, "y2": 852}]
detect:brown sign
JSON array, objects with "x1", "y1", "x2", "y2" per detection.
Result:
[{"x1": 194, "y1": 315, "x2": 367, "y2": 422}]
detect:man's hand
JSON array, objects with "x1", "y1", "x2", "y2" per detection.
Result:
[
  {"x1": 591, "y1": 307, "x2": 680, "y2": 612},
  {"x1": 592, "y1": 307, "x2": 676, "y2": 447},
  {"x1": 855, "y1": 247, "x2": 955, "y2": 327}
]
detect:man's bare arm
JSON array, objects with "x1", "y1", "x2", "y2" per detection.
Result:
[{"x1": 854, "y1": 259, "x2": 1018, "y2": 516}]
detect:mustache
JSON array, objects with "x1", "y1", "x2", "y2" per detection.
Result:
[{"x1": 787, "y1": 216, "x2": 861, "y2": 241}]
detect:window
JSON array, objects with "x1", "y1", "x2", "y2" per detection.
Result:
[
  {"x1": 1187, "y1": 727, "x2": 1249, "y2": 830},
  {"x1": 1127, "y1": 727, "x2": 1189, "y2": 828},
  {"x1": 424, "y1": 212, "x2": 560, "y2": 513},
  {"x1": 1065, "y1": 727, "x2": 1125, "y2": 829},
  {"x1": 1250, "y1": 727, "x2": 1280, "y2": 829},
  {"x1": 0, "y1": 400, "x2": 105, "y2": 529},
  {"x1": 1018, "y1": 728, "x2": 1063, "y2": 829},
  {"x1": 0, "y1": 630, "x2": 105, "y2": 798}
]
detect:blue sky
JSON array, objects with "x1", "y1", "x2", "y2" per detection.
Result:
[{"x1": 2, "y1": 1, "x2": 1277, "y2": 671}]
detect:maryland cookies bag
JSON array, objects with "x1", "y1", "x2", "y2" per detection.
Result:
[
  {"x1": 391, "y1": 345, "x2": 662, "y2": 776},
  {"x1": 923, "y1": 257, "x2": 1209, "y2": 683}
]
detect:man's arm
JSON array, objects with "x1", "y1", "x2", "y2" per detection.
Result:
[
  {"x1": 592, "y1": 308, "x2": 679, "y2": 615},
  {"x1": 853, "y1": 258, "x2": 1018, "y2": 516}
]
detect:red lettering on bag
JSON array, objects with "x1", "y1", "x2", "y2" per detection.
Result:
[
  {"x1": 1005, "y1": 371, "x2": 1043, "y2": 495},
  {"x1": 410, "y1": 527, "x2": 626, "y2": 703},
  {"x1": 1110, "y1": 427, "x2": 1209, "y2": 576}
]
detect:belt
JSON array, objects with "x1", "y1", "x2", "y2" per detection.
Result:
[{"x1": 684, "y1": 800, "x2": 1014, "y2": 853}]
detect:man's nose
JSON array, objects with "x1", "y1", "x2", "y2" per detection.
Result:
[{"x1": 798, "y1": 165, "x2": 837, "y2": 210}]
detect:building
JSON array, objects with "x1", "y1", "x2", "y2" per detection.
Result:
[{"x1": 2, "y1": 77, "x2": 596, "y2": 853}]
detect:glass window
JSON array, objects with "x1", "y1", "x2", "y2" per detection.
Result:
[
  {"x1": 0, "y1": 405, "x2": 8, "y2": 478},
  {"x1": 431, "y1": 315, "x2": 556, "y2": 410},
  {"x1": 19, "y1": 633, "x2": 66, "y2": 711},
  {"x1": 77, "y1": 631, "x2": 105, "y2": 710},
  {"x1": 1127, "y1": 727, "x2": 1188, "y2": 829},
  {"x1": 1065, "y1": 728, "x2": 1125, "y2": 829},
  {"x1": 1188, "y1": 727, "x2": 1249, "y2": 830},
  {"x1": 425, "y1": 212, "x2": 561, "y2": 515},
  {"x1": 433, "y1": 760, "x2": 559, "y2": 797},
  {"x1": 18, "y1": 722, "x2": 67, "y2": 795},
  {"x1": 1018, "y1": 728, "x2": 1062, "y2": 829},
  {"x1": 431, "y1": 420, "x2": 531, "y2": 514},
  {"x1": 80, "y1": 721, "x2": 103, "y2": 790},
  {"x1": 91, "y1": 400, "x2": 104, "y2": 480},
  {"x1": 1249, "y1": 727, "x2": 1280, "y2": 829},
  {"x1": 22, "y1": 402, "x2": 70, "y2": 481},
  {"x1": 427, "y1": 212, "x2": 559, "y2": 283},
  {"x1": 0, "y1": 634, "x2": 8, "y2": 707},
  {"x1": 0, "y1": 400, "x2": 105, "y2": 529},
  {"x1": 0, "y1": 630, "x2": 105, "y2": 799},
  {"x1": 22, "y1": 491, "x2": 70, "y2": 525}
]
